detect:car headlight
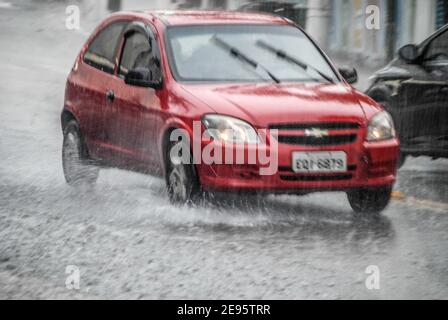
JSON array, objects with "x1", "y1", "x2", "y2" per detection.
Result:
[
  {"x1": 202, "y1": 115, "x2": 260, "y2": 144},
  {"x1": 367, "y1": 111, "x2": 396, "y2": 141}
]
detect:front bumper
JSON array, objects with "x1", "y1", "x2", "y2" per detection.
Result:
[{"x1": 196, "y1": 138, "x2": 399, "y2": 194}]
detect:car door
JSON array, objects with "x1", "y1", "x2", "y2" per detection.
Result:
[
  {"x1": 420, "y1": 29, "x2": 448, "y2": 148},
  {"x1": 399, "y1": 29, "x2": 448, "y2": 150},
  {"x1": 79, "y1": 20, "x2": 127, "y2": 159},
  {"x1": 106, "y1": 22, "x2": 163, "y2": 167}
]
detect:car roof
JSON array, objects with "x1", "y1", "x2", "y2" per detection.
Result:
[{"x1": 138, "y1": 10, "x2": 288, "y2": 26}]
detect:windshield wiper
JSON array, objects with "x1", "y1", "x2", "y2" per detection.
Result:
[
  {"x1": 211, "y1": 36, "x2": 281, "y2": 84},
  {"x1": 256, "y1": 40, "x2": 334, "y2": 84}
]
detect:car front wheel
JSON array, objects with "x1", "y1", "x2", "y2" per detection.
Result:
[
  {"x1": 166, "y1": 141, "x2": 201, "y2": 205},
  {"x1": 347, "y1": 186, "x2": 392, "y2": 214},
  {"x1": 397, "y1": 151, "x2": 407, "y2": 169},
  {"x1": 62, "y1": 120, "x2": 99, "y2": 186}
]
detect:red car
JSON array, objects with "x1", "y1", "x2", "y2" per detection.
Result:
[{"x1": 62, "y1": 11, "x2": 399, "y2": 214}]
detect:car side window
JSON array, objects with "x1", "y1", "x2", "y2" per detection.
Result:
[
  {"x1": 83, "y1": 21, "x2": 126, "y2": 74},
  {"x1": 119, "y1": 31, "x2": 162, "y2": 81}
]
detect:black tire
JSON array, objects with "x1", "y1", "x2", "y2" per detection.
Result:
[
  {"x1": 166, "y1": 141, "x2": 201, "y2": 205},
  {"x1": 397, "y1": 151, "x2": 407, "y2": 169},
  {"x1": 377, "y1": 100, "x2": 406, "y2": 170},
  {"x1": 62, "y1": 120, "x2": 99, "y2": 186},
  {"x1": 347, "y1": 186, "x2": 392, "y2": 214}
]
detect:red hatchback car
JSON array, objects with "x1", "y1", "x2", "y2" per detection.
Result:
[{"x1": 62, "y1": 11, "x2": 399, "y2": 213}]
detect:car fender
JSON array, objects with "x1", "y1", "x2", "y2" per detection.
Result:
[
  {"x1": 61, "y1": 105, "x2": 81, "y2": 131},
  {"x1": 158, "y1": 117, "x2": 195, "y2": 175}
]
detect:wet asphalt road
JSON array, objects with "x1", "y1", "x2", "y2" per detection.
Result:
[{"x1": 0, "y1": 1, "x2": 447, "y2": 299}]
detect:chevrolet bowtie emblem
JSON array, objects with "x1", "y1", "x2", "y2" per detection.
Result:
[{"x1": 304, "y1": 128, "x2": 329, "y2": 138}]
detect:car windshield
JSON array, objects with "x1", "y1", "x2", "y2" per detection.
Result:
[{"x1": 166, "y1": 24, "x2": 339, "y2": 83}]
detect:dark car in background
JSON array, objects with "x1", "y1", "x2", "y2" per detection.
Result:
[
  {"x1": 237, "y1": 1, "x2": 308, "y2": 28},
  {"x1": 367, "y1": 24, "x2": 448, "y2": 168}
]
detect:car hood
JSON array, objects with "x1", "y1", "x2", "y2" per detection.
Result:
[
  {"x1": 181, "y1": 82, "x2": 370, "y2": 128},
  {"x1": 371, "y1": 60, "x2": 413, "y2": 81}
]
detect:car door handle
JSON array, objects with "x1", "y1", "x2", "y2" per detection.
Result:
[{"x1": 106, "y1": 90, "x2": 115, "y2": 103}]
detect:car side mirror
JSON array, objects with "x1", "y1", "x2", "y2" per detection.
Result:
[
  {"x1": 124, "y1": 67, "x2": 162, "y2": 89},
  {"x1": 398, "y1": 44, "x2": 419, "y2": 63},
  {"x1": 338, "y1": 66, "x2": 358, "y2": 84}
]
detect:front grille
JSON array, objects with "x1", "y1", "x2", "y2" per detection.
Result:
[
  {"x1": 269, "y1": 122, "x2": 360, "y2": 131},
  {"x1": 276, "y1": 134, "x2": 357, "y2": 146},
  {"x1": 269, "y1": 121, "x2": 360, "y2": 147},
  {"x1": 278, "y1": 165, "x2": 356, "y2": 182},
  {"x1": 278, "y1": 165, "x2": 357, "y2": 173},
  {"x1": 280, "y1": 174, "x2": 353, "y2": 182}
]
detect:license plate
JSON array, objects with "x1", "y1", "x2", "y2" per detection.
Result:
[{"x1": 292, "y1": 151, "x2": 347, "y2": 173}]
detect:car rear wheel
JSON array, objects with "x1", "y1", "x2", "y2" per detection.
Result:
[
  {"x1": 62, "y1": 120, "x2": 99, "y2": 186},
  {"x1": 347, "y1": 186, "x2": 392, "y2": 214},
  {"x1": 166, "y1": 141, "x2": 201, "y2": 205}
]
